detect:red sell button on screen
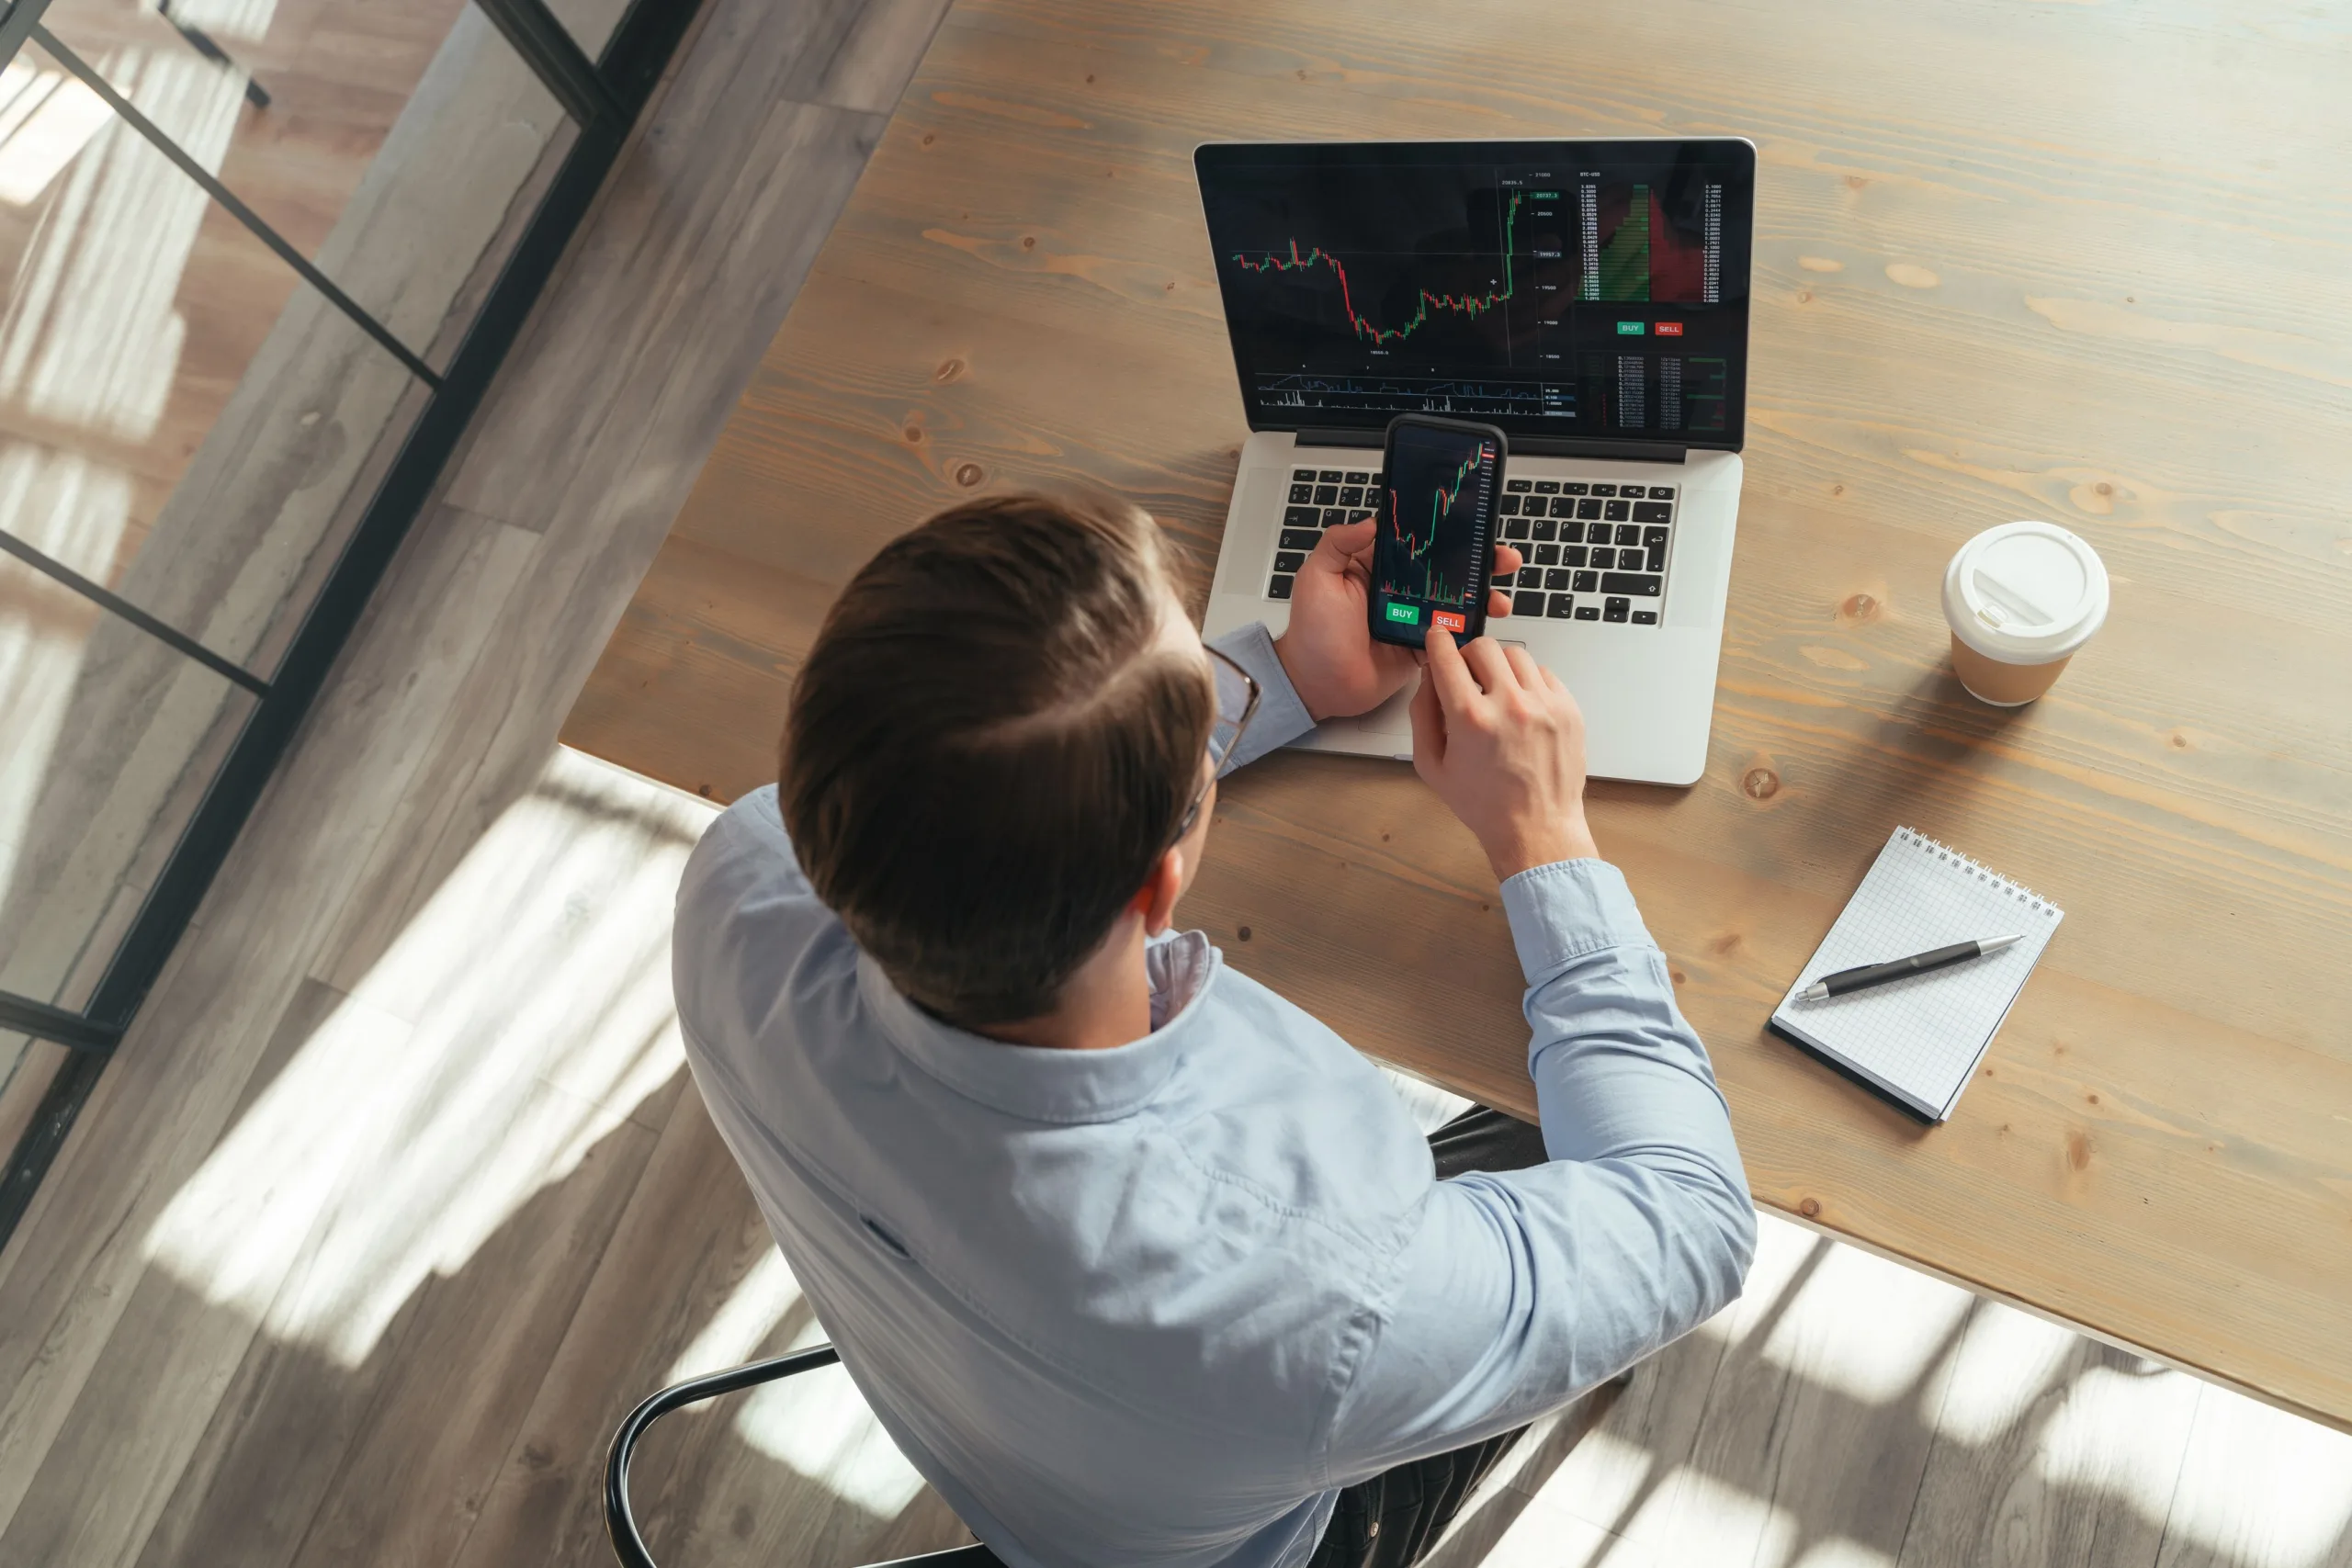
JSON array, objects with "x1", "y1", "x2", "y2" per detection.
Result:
[
  {"x1": 1655, "y1": 321, "x2": 1684, "y2": 336},
  {"x1": 1431, "y1": 610, "x2": 1467, "y2": 634}
]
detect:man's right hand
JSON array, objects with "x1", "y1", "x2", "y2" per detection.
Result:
[{"x1": 1408, "y1": 630, "x2": 1599, "y2": 881}]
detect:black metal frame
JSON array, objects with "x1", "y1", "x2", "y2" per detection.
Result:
[
  {"x1": 605, "y1": 1341, "x2": 1002, "y2": 1568},
  {"x1": 0, "y1": 0, "x2": 707, "y2": 1250}
]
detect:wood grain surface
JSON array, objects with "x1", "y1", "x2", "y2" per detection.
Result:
[{"x1": 562, "y1": 0, "x2": 2352, "y2": 1431}]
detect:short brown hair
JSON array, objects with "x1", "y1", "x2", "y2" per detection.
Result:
[{"x1": 781, "y1": 493, "x2": 1213, "y2": 1027}]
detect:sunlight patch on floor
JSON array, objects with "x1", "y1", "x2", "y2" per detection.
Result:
[
  {"x1": 1633, "y1": 1467, "x2": 1797, "y2": 1568},
  {"x1": 0, "y1": 62, "x2": 112, "y2": 207},
  {"x1": 663, "y1": 1221, "x2": 930, "y2": 1517},
  {"x1": 143, "y1": 748, "x2": 711, "y2": 1366},
  {"x1": 1758, "y1": 1234, "x2": 1971, "y2": 1404},
  {"x1": 1918, "y1": 1293, "x2": 2075, "y2": 1444},
  {"x1": 2161, "y1": 1384, "x2": 2352, "y2": 1568}
]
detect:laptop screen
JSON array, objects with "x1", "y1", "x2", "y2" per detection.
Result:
[{"x1": 1195, "y1": 140, "x2": 1755, "y2": 451}]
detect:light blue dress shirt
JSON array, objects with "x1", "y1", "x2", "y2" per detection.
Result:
[{"x1": 673, "y1": 622, "x2": 1755, "y2": 1568}]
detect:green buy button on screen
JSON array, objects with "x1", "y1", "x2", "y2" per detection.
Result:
[{"x1": 1385, "y1": 602, "x2": 1420, "y2": 625}]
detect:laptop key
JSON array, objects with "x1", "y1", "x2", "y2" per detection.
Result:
[
  {"x1": 1544, "y1": 568, "x2": 1574, "y2": 591},
  {"x1": 1267, "y1": 574, "x2": 1294, "y2": 599},
  {"x1": 1289, "y1": 483, "x2": 1315, "y2": 504},
  {"x1": 1545, "y1": 496, "x2": 1576, "y2": 519},
  {"x1": 1604, "y1": 500, "x2": 1632, "y2": 522},
  {"x1": 1345, "y1": 471, "x2": 1369, "y2": 483},
  {"x1": 1531, "y1": 518, "x2": 1558, "y2": 542},
  {"x1": 1340, "y1": 487, "x2": 1364, "y2": 507},
  {"x1": 1498, "y1": 494, "x2": 1521, "y2": 515},
  {"x1": 1561, "y1": 482, "x2": 1590, "y2": 495},
  {"x1": 1492, "y1": 569, "x2": 1515, "y2": 587},
  {"x1": 1590, "y1": 482, "x2": 1617, "y2": 496},
  {"x1": 1283, "y1": 505, "x2": 1319, "y2": 529},
  {"x1": 1631, "y1": 610, "x2": 1658, "y2": 625},
  {"x1": 1274, "y1": 551, "x2": 1306, "y2": 573},
  {"x1": 1292, "y1": 468, "x2": 1315, "y2": 481},
  {"x1": 1646, "y1": 545, "x2": 1667, "y2": 571},
  {"x1": 1279, "y1": 528, "x2": 1320, "y2": 551},
  {"x1": 1602, "y1": 572, "x2": 1663, "y2": 596},
  {"x1": 1321, "y1": 508, "x2": 1349, "y2": 526},
  {"x1": 1603, "y1": 597, "x2": 1630, "y2": 622},
  {"x1": 1644, "y1": 525, "x2": 1669, "y2": 547},
  {"x1": 1633, "y1": 502, "x2": 1673, "y2": 525},
  {"x1": 1533, "y1": 542, "x2": 1561, "y2": 566},
  {"x1": 1314, "y1": 485, "x2": 1339, "y2": 505},
  {"x1": 1533, "y1": 480, "x2": 1560, "y2": 494},
  {"x1": 1505, "y1": 478, "x2": 1532, "y2": 492},
  {"x1": 1318, "y1": 469, "x2": 1344, "y2": 482},
  {"x1": 1572, "y1": 570, "x2": 1599, "y2": 592},
  {"x1": 1503, "y1": 518, "x2": 1532, "y2": 541},
  {"x1": 1512, "y1": 589, "x2": 1545, "y2": 616},
  {"x1": 1612, "y1": 524, "x2": 1639, "y2": 547},
  {"x1": 1577, "y1": 498, "x2": 1604, "y2": 520},
  {"x1": 1573, "y1": 604, "x2": 1600, "y2": 620},
  {"x1": 1648, "y1": 485, "x2": 1675, "y2": 499},
  {"x1": 1547, "y1": 592, "x2": 1576, "y2": 619},
  {"x1": 1563, "y1": 545, "x2": 1589, "y2": 568}
]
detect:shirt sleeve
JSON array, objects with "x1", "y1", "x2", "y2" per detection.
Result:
[
  {"x1": 1322, "y1": 858, "x2": 1756, "y2": 1475},
  {"x1": 1207, "y1": 622, "x2": 1316, "y2": 773}
]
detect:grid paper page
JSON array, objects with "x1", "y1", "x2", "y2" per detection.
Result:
[{"x1": 1773, "y1": 828, "x2": 2064, "y2": 1120}]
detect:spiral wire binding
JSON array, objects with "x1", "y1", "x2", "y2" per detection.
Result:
[{"x1": 1892, "y1": 826, "x2": 2056, "y2": 919}]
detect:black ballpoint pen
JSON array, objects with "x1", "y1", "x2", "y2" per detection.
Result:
[{"x1": 1800, "y1": 934, "x2": 2024, "y2": 1001}]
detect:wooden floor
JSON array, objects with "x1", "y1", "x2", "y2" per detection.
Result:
[{"x1": 0, "y1": 1, "x2": 2346, "y2": 1565}]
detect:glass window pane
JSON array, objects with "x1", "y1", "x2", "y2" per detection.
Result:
[
  {"x1": 0, "y1": 550, "x2": 257, "y2": 1027},
  {"x1": 35, "y1": 0, "x2": 576, "y2": 363},
  {"x1": 0, "y1": 38, "x2": 430, "y2": 677},
  {"x1": 0, "y1": 1034, "x2": 72, "y2": 1160}
]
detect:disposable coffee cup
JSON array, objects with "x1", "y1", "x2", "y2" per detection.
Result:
[{"x1": 1941, "y1": 522, "x2": 2109, "y2": 705}]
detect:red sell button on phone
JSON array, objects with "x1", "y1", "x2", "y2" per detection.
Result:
[{"x1": 1431, "y1": 610, "x2": 1466, "y2": 634}]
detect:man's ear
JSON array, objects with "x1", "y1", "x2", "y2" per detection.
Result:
[{"x1": 1135, "y1": 845, "x2": 1186, "y2": 937}]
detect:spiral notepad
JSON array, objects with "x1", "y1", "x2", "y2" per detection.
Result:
[{"x1": 1770, "y1": 828, "x2": 2064, "y2": 1122}]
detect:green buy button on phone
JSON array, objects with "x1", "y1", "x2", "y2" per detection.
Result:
[{"x1": 1384, "y1": 602, "x2": 1420, "y2": 625}]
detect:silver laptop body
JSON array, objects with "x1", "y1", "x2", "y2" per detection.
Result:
[{"x1": 1194, "y1": 138, "x2": 1757, "y2": 786}]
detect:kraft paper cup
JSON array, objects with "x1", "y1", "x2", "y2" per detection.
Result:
[{"x1": 1941, "y1": 522, "x2": 2109, "y2": 706}]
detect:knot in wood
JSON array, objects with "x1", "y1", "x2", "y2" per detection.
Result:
[
  {"x1": 934, "y1": 357, "x2": 965, "y2": 382},
  {"x1": 1743, "y1": 767, "x2": 1781, "y2": 799},
  {"x1": 1841, "y1": 592, "x2": 1878, "y2": 622},
  {"x1": 954, "y1": 462, "x2": 985, "y2": 487},
  {"x1": 1799, "y1": 1197, "x2": 1822, "y2": 1218}
]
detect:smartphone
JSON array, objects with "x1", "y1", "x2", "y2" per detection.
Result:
[{"x1": 1367, "y1": 414, "x2": 1508, "y2": 649}]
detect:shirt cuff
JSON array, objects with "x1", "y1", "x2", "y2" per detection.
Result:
[
  {"x1": 1208, "y1": 621, "x2": 1317, "y2": 773},
  {"x1": 1497, "y1": 858, "x2": 1657, "y2": 981}
]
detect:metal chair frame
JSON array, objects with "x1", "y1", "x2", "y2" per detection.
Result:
[{"x1": 606, "y1": 1341, "x2": 1002, "y2": 1568}]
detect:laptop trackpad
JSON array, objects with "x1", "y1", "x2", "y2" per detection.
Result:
[{"x1": 1353, "y1": 678, "x2": 1418, "y2": 738}]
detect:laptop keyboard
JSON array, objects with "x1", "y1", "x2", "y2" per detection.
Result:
[{"x1": 1266, "y1": 467, "x2": 1674, "y2": 627}]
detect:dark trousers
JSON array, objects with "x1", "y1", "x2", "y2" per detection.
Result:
[{"x1": 1305, "y1": 1106, "x2": 1551, "y2": 1568}]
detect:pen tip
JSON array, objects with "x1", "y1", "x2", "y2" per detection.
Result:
[{"x1": 1800, "y1": 981, "x2": 1827, "y2": 1002}]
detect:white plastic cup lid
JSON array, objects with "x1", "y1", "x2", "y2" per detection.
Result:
[{"x1": 1942, "y1": 521, "x2": 2109, "y2": 664}]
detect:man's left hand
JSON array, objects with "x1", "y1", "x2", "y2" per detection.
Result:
[{"x1": 1273, "y1": 519, "x2": 1522, "y2": 722}]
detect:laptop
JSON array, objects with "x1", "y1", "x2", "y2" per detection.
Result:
[{"x1": 1194, "y1": 139, "x2": 1756, "y2": 786}]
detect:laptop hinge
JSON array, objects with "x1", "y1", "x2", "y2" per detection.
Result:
[
  {"x1": 1293, "y1": 427, "x2": 1385, "y2": 449},
  {"x1": 1513, "y1": 437, "x2": 1688, "y2": 463},
  {"x1": 1292, "y1": 428, "x2": 1688, "y2": 464}
]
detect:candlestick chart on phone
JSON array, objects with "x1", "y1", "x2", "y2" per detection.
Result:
[{"x1": 1378, "y1": 446, "x2": 1486, "y2": 607}]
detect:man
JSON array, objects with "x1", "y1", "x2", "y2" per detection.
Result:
[{"x1": 673, "y1": 493, "x2": 1754, "y2": 1568}]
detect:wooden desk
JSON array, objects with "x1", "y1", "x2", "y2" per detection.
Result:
[{"x1": 564, "y1": 0, "x2": 2352, "y2": 1431}]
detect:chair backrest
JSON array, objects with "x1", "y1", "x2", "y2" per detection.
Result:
[{"x1": 605, "y1": 1342, "x2": 1005, "y2": 1568}]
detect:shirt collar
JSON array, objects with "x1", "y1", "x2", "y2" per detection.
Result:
[{"x1": 855, "y1": 931, "x2": 1220, "y2": 1123}]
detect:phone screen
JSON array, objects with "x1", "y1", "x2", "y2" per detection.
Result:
[{"x1": 1372, "y1": 419, "x2": 1501, "y2": 646}]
